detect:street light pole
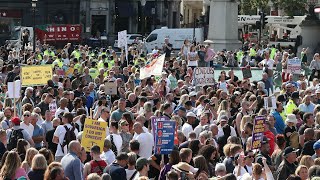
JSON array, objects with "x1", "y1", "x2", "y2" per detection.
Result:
[
  {"x1": 140, "y1": 0, "x2": 147, "y2": 36},
  {"x1": 31, "y1": 0, "x2": 37, "y2": 52}
]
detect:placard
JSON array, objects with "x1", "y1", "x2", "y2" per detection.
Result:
[
  {"x1": 104, "y1": 82, "x2": 117, "y2": 95},
  {"x1": 287, "y1": 58, "x2": 301, "y2": 74},
  {"x1": 81, "y1": 118, "x2": 108, "y2": 152},
  {"x1": 154, "y1": 120, "x2": 176, "y2": 154},
  {"x1": 21, "y1": 65, "x2": 52, "y2": 86},
  {"x1": 264, "y1": 96, "x2": 276, "y2": 109},
  {"x1": 140, "y1": 55, "x2": 165, "y2": 79},
  {"x1": 252, "y1": 116, "x2": 266, "y2": 149},
  {"x1": 117, "y1": 30, "x2": 127, "y2": 48},
  {"x1": 242, "y1": 66, "x2": 252, "y2": 79},
  {"x1": 8, "y1": 80, "x2": 21, "y2": 98},
  {"x1": 193, "y1": 67, "x2": 215, "y2": 86}
]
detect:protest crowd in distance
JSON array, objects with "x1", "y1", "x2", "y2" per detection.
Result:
[{"x1": 0, "y1": 36, "x2": 320, "y2": 180}]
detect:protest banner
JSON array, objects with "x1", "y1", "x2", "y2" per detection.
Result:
[
  {"x1": 21, "y1": 65, "x2": 52, "y2": 86},
  {"x1": 140, "y1": 55, "x2": 165, "y2": 79},
  {"x1": 154, "y1": 120, "x2": 176, "y2": 154},
  {"x1": 104, "y1": 82, "x2": 118, "y2": 95},
  {"x1": 8, "y1": 80, "x2": 21, "y2": 99},
  {"x1": 193, "y1": 67, "x2": 215, "y2": 86},
  {"x1": 242, "y1": 66, "x2": 252, "y2": 79},
  {"x1": 81, "y1": 118, "x2": 108, "y2": 152},
  {"x1": 117, "y1": 30, "x2": 127, "y2": 48},
  {"x1": 264, "y1": 96, "x2": 276, "y2": 109},
  {"x1": 287, "y1": 58, "x2": 301, "y2": 74},
  {"x1": 252, "y1": 116, "x2": 266, "y2": 149}
]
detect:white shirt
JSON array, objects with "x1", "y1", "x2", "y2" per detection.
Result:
[
  {"x1": 134, "y1": 132, "x2": 154, "y2": 158},
  {"x1": 194, "y1": 125, "x2": 204, "y2": 138},
  {"x1": 107, "y1": 134, "x2": 123, "y2": 154},
  {"x1": 100, "y1": 149, "x2": 116, "y2": 165},
  {"x1": 53, "y1": 123, "x2": 79, "y2": 157},
  {"x1": 126, "y1": 169, "x2": 136, "y2": 180},
  {"x1": 55, "y1": 107, "x2": 70, "y2": 118},
  {"x1": 233, "y1": 166, "x2": 247, "y2": 177},
  {"x1": 20, "y1": 122, "x2": 34, "y2": 137},
  {"x1": 181, "y1": 122, "x2": 193, "y2": 138},
  {"x1": 217, "y1": 125, "x2": 237, "y2": 139},
  {"x1": 261, "y1": 59, "x2": 275, "y2": 69}
]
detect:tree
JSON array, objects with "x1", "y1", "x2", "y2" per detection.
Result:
[{"x1": 271, "y1": 0, "x2": 307, "y2": 16}]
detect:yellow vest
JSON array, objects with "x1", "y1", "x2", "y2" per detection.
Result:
[
  {"x1": 249, "y1": 48, "x2": 256, "y2": 57},
  {"x1": 72, "y1": 50, "x2": 81, "y2": 59},
  {"x1": 53, "y1": 59, "x2": 63, "y2": 68},
  {"x1": 74, "y1": 63, "x2": 81, "y2": 71},
  {"x1": 89, "y1": 68, "x2": 99, "y2": 79},
  {"x1": 236, "y1": 51, "x2": 243, "y2": 62},
  {"x1": 44, "y1": 50, "x2": 55, "y2": 57},
  {"x1": 107, "y1": 60, "x2": 115, "y2": 70},
  {"x1": 270, "y1": 48, "x2": 277, "y2": 60},
  {"x1": 285, "y1": 99, "x2": 297, "y2": 115},
  {"x1": 98, "y1": 60, "x2": 106, "y2": 69}
]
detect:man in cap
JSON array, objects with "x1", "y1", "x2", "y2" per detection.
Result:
[
  {"x1": 312, "y1": 139, "x2": 320, "y2": 160},
  {"x1": 132, "y1": 157, "x2": 151, "y2": 179},
  {"x1": 181, "y1": 112, "x2": 197, "y2": 138},
  {"x1": 256, "y1": 137, "x2": 274, "y2": 171},
  {"x1": 6, "y1": 117, "x2": 35, "y2": 150},
  {"x1": 276, "y1": 147, "x2": 298, "y2": 180},
  {"x1": 104, "y1": 152, "x2": 128, "y2": 180}
]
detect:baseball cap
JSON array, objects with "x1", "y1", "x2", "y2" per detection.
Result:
[
  {"x1": 186, "y1": 112, "x2": 197, "y2": 118},
  {"x1": 136, "y1": 157, "x2": 151, "y2": 169},
  {"x1": 283, "y1": 147, "x2": 299, "y2": 156},
  {"x1": 313, "y1": 140, "x2": 320, "y2": 150},
  {"x1": 189, "y1": 91, "x2": 197, "y2": 97},
  {"x1": 261, "y1": 137, "x2": 269, "y2": 145},
  {"x1": 219, "y1": 115, "x2": 228, "y2": 122},
  {"x1": 11, "y1": 117, "x2": 21, "y2": 125}
]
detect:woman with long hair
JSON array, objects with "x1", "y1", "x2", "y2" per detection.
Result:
[
  {"x1": 188, "y1": 139, "x2": 201, "y2": 157},
  {"x1": 295, "y1": 165, "x2": 308, "y2": 180},
  {"x1": 43, "y1": 162, "x2": 62, "y2": 180},
  {"x1": 198, "y1": 145, "x2": 218, "y2": 177},
  {"x1": 187, "y1": 45, "x2": 199, "y2": 68},
  {"x1": 0, "y1": 151, "x2": 27, "y2": 180},
  {"x1": 309, "y1": 53, "x2": 320, "y2": 81},
  {"x1": 21, "y1": 147, "x2": 38, "y2": 174},
  {"x1": 159, "y1": 150, "x2": 180, "y2": 180},
  {"x1": 28, "y1": 154, "x2": 48, "y2": 180},
  {"x1": 193, "y1": 155, "x2": 209, "y2": 180},
  {"x1": 118, "y1": 119, "x2": 133, "y2": 153},
  {"x1": 16, "y1": 139, "x2": 30, "y2": 161},
  {"x1": 39, "y1": 148, "x2": 54, "y2": 165}
]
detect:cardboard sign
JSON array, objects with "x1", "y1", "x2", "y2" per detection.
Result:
[
  {"x1": 117, "y1": 30, "x2": 127, "y2": 48},
  {"x1": 251, "y1": 116, "x2": 266, "y2": 149},
  {"x1": 8, "y1": 80, "x2": 21, "y2": 98},
  {"x1": 154, "y1": 120, "x2": 176, "y2": 154},
  {"x1": 264, "y1": 96, "x2": 276, "y2": 109},
  {"x1": 104, "y1": 82, "x2": 117, "y2": 95},
  {"x1": 81, "y1": 118, "x2": 108, "y2": 152},
  {"x1": 140, "y1": 55, "x2": 165, "y2": 79},
  {"x1": 287, "y1": 58, "x2": 301, "y2": 74},
  {"x1": 193, "y1": 67, "x2": 215, "y2": 86},
  {"x1": 21, "y1": 65, "x2": 52, "y2": 86},
  {"x1": 242, "y1": 67, "x2": 252, "y2": 79}
]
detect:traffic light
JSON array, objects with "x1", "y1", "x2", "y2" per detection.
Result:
[
  {"x1": 199, "y1": 15, "x2": 206, "y2": 26},
  {"x1": 259, "y1": 12, "x2": 267, "y2": 29},
  {"x1": 196, "y1": 19, "x2": 200, "y2": 27},
  {"x1": 255, "y1": 21, "x2": 261, "y2": 30}
]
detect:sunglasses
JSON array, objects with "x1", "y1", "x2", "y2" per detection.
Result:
[
  {"x1": 24, "y1": 114, "x2": 30, "y2": 117},
  {"x1": 122, "y1": 124, "x2": 129, "y2": 126}
]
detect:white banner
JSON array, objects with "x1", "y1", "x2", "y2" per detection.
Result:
[
  {"x1": 117, "y1": 30, "x2": 127, "y2": 48},
  {"x1": 140, "y1": 55, "x2": 165, "y2": 79},
  {"x1": 193, "y1": 67, "x2": 215, "y2": 86},
  {"x1": 287, "y1": 58, "x2": 301, "y2": 74}
]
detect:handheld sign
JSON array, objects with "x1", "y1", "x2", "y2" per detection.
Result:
[
  {"x1": 21, "y1": 65, "x2": 52, "y2": 86},
  {"x1": 242, "y1": 66, "x2": 252, "y2": 79},
  {"x1": 154, "y1": 120, "x2": 176, "y2": 155},
  {"x1": 104, "y1": 82, "x2": 117, "y2": 95},
  {"x1": 251, "y1": 116, "x2": 266, "y2": 149},
  {"x1": 8, "y1": 80, "x2": 21, "y2": 99},
  {"x1": 193, "y1": 67, "x2": 215, "y2": 86},
  {"x1": 287, "y1": 58, "x2": 301, "y2": 74},
  {"x1": 81, "y1": 118, "x2": 108, "y2": 152}
]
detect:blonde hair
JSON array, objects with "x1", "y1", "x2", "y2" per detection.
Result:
[
  {"x1": 31, "y1": 154, "x2": 48, "y2": 170},
  {"x1": 87, "y1": 173, "x2": 102, "y2": 180},
  {"x1": 0, "y1": 151, "x2": 21, "y2": 179},
  {"x1": 24, "y1": 148, "x2": 39, "y2": 166},
  {"x1": 172, "y1": 115, "x2": 183, "y2": 127},
  {"x1": 179, "y1": 94, "x2": 190, "y2": 105},
  {"x1": 300, "y1": 155, "x2": 314, "y2": 168},
  {"x1": 295, "y1": 165, "x2": 308, "y2": 176},
  {"x1": 240, "y1": 115, "x2": 252, "y2": 132},
  {"x1": 44, "y1": 162, "x2": 62, "y2": 180},
  {"x1": 316, "y1": 112, "x2": 320, "y2": 126},
  {"x1": 223, "y1": 144, "x2": 232, "y2": 157},
  {"x1": 217, "y1": 100, "x2": 228, "y2": 114}
]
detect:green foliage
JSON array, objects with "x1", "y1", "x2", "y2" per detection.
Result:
[
  {"x1": 271, "y1": 0, "x2": 307, "y2": 16},
  {"x1": 240, "y1": 0, "x2": 256, "y2": 15}
]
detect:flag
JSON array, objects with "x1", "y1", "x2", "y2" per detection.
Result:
[{"x1": 140, "y1": 54, "x2": 165, "y2": 79}]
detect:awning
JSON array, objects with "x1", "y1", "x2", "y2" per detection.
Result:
[{"x1": 117, "y1": 2, "x2": 135, "y2": 18}]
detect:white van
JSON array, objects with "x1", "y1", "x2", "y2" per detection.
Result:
[{"x1": 144, "y1": 27, "x2": 203, "y2": 53}]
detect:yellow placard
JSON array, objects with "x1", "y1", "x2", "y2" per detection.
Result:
[
  {"x1": 21, "y1": 65, "x2": 53, "y2": 86},
  {"x1": 81, "y1": 118, "x2": 108, "y2": 152}
]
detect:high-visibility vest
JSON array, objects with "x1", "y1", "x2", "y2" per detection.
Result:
[
  {"x1": 98, "y1": 60, "x2": 106, "y2": 69},
  {"x1": 44, "y1": 50, "x2": 55, "y2": 57},
  {"x1": 270, "y1": 48, "x2": 277, "y2": 60},
  {"x1": 37, "y1": 54, "x2": 43, "y2": 60},
  {"x1": 236, "y1": 51, "x2": 243, "y2": 62},
  {"x1": 89, "y1": 68, "x2": 99, "y2": 79},
  {"x1": 52, "y1": 59, "x2": 63, "y2": 68},
  {"x1": 72, "y1": 50, "x2": 81, "y2": 59},
  {"x1": 107, "y1": 60, "x2": 115, "y2": 70},
  {"x1": 249, "y1": 48, "x2": 256, "y2": 57},
  {"x1": 285, "y1": 99, "x2": 297, "y2": 115}
]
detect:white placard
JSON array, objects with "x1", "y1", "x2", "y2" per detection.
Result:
[
  {"x1": 117, "y1": 30, "x2": 127, "y2": 48},
  {"x1": 8, "y1": 80, "x2": 21, "y2": 98}
]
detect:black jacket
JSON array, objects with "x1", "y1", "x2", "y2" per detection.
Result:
[
  {"x1": 104, "y1": 162, "x2": 126, "y2": 180},
  {"x1": 276, "y1": 160, "x2": 297, "y2": 180}
]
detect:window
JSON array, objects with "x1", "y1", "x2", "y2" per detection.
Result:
[{"x1": 146, "y1": 34, "x2": 157, "y2": 42}]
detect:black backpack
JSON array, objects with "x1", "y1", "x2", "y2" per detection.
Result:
[
  {"x1": 7, "y1": 129, "x2": 24, "y2": 150},
  {"x1": 110, "y1": 135, "x2": 118, "y2": 156},
  {"x1": 60, "y1": 125, "x2": 76, "y2": 153}
]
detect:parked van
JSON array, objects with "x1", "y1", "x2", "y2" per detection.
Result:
[{"x1": 144, "y1": 27, "x2": 203, "y2": 53}]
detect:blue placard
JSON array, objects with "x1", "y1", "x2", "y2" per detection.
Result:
[{"x1": 154, "y1": 120, "x2": 176, "y2": 155}]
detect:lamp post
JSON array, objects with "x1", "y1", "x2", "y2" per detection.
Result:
[
  {"x1": 140, "y1": 0, "x2": 147, "y2": 36},
  {"x1": 31, "y1": 0, "x2": 37, "y2": 52}
]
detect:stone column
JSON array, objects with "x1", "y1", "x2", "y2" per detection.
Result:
[
  {"x1": 298, "y1": 20, "x2": 320, "y2": 62},
  {"x1": 207, "y1": 0, "x2": 241, "y2": 51}
]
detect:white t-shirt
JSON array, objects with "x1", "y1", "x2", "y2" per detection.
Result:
[
  {"x1": 107, "y1": 134, "x2": 123, "y2": 154},
  {"x1": 181, "y1": 122, "x2": 193, "y2": 138},
  {"x1": 233, "y1": 166, "x2": 247, "y2": 177},
  {"x1": 20, "y1": 122, "x2": 34, "y2": 137},
  {"x1": 126, "y1": 169, "x2": 136, "y2": 180},
  {"x1": 54, "y1": 107, "x2": 69, "y2": 118},
  {"x1": 133, "y1": 132, "x2": 154, "y2": 158},
  {"x1": 217, "y1": 125, "x2": 237, "y2": 139},
  {"x1": 261, "y1": 59, "x2": 275, "y2": 69},
  {"x1": 100, "y1": 149, "x2": 116, "y2": 165},
  {"x1": 53, "y1": 123, "x2": 79, "y2": 157}
]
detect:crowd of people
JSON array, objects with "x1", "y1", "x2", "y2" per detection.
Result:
[{"x1": 0, "y1": 37, "x2": 319, "y2": 180}]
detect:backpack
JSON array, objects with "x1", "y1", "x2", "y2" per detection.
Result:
[
  {"x1": 110, "y1": 135, "x2": 118, "y2": 156},
  {"x1": 60, "y1": 125, "x2": 76, "y2": 153},
  {"x1": 7, "y1": 129, "x2": 24, "y2": 150}
]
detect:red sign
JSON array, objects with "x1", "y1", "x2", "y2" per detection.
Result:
[
  {"x1": 36, "y1": 24, "x2": 81, "y2": 42},
  {"x1": 0, "y1": 10, "x2": 22, "y2": 18}
]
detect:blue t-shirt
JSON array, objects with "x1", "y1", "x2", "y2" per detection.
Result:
[{"x1": 33, "y1": 124, "x2": 44, "y2": 149}]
